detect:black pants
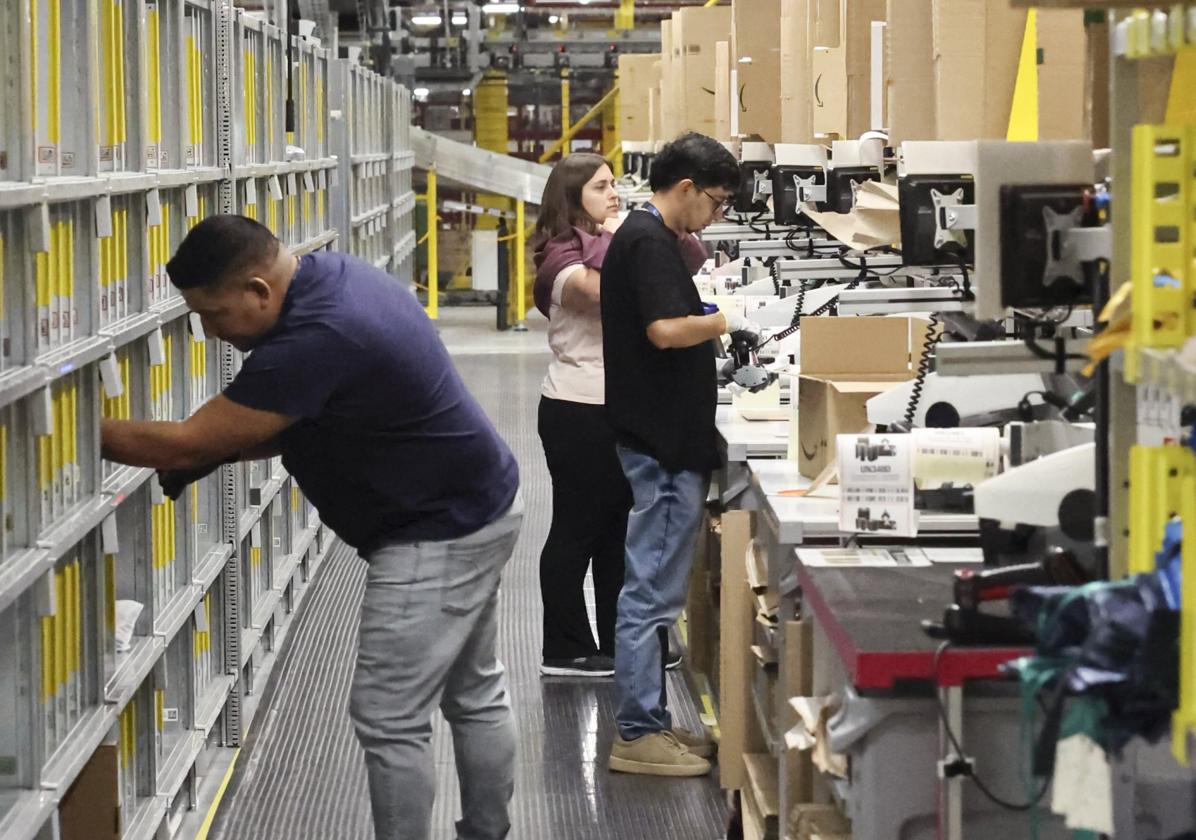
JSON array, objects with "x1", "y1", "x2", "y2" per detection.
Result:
[{"x1": 538, "y1": 396, "x2": 631, "y2": 660}]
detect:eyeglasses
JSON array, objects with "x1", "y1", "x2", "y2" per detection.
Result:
[{"x1": 699, "y1": 187, "x2": 734, "y2": 212}]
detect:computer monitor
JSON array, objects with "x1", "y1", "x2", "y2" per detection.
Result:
[
  {"x1": 999, "y1": 184, "x2": 1093, "y2": 309},
  {"x1": 733, "y1": 160, "x2": 774, "y2": 215},
  {"x1": 771, "y1": 165, "x2": 825, "y2": 227},
  {"x1": 897, "y1": 174, "x2": 976, "y2": 266},
  {"x1": 822, "y1": 166, "x2": 880, "y2": 214}
]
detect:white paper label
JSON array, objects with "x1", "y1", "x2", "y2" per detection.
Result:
[
  {"x1": 146, "y1": 188, "x2": 163, "y2": 226},
  {"x1": 29, "y1": 203, "x2": 51, "y2": 253},
  {"x1": 317, "y1": 169, "x2": 327, "y2": 190},
  {"x1": 286, "y1": 173, "x2": 298, "y2": 195},
  {"x1": 268, "y1": 175, "x2": 284, "y2": 201},
  {"x1": 303, "y1": 170, "x2": 315, "y2": 192},
  {"x1": 96, "y1": 195, "x2": 114, "y2": 238},
  {"x1": 245, "y1": 177, "x2": 258, "y2": 206},
  {"x1": 184, "y1": 184, "x2": 200, "y2": 218},
  {"x1": 102, "y1": 513, "x2": 120, "y2": 554},
  {"x1": 189, "y1": 312, "x2": 207, "y2": 342},
  {"x1": 100, "y1": 354, "x2": 124, "y2": 398},
  {"x1": 148, "y1": 327, "x2": 167, "y2": 366},
  {"x1": 837, "y1": 433, "x2": 916, "y2": 537},
  {"x1": 33, "y1": 387, "x2": 54, "y2": 436}
]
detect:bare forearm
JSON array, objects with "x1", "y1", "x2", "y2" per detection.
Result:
[
  {"x1": 647, "y1": 313, "x2": 727, "y2": 349},
  {"x1": 101, "y1": 419, "x2": 217, "y2": 471}
]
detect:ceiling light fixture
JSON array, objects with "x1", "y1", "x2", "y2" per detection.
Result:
[
  {"x1": 411, "y1": 14, "x2": 443, "y2": 26},
  {"x1": 481, "y1": 3, "x2": 521, "y2": 14}
]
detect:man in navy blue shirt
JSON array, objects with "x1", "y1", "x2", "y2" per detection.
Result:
[{"x1": 102, "y1": 215, "x2": 522, "y2": 840}]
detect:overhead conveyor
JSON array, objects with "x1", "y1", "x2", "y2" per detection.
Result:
[{"x1": 412, "y1": 126, "x2": 550, "y2": 205}]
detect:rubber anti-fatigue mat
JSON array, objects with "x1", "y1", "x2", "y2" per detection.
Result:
[{"x1": 211, "y1": 348, "x2": 728, "y2": 839}]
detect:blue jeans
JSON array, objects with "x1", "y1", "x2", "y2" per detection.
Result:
[{"x1": 614, "y1": 445, "x2": 709, "y2": 740}]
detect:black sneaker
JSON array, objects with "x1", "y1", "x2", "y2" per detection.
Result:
[{"x1": 540, "y1": 655, "x2": 616, "y2": 677}]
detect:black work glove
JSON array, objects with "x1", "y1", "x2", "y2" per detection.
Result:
[{"x1": 157, "y1": 459, "x2": 230, "y2": 500}]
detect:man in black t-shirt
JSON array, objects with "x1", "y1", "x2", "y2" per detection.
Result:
[{"x1": 601, "y1": 133, "x2": 759, "y2": 777}]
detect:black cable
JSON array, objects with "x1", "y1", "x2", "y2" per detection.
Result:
[
  {"x1": 904, "y1": 310, "x2": 941, "y2": 426},
  {"x1": 285, "y1": 1, "x2": 296, "y2": 133},
  {"x1": 933, "y1": 642, "x2": 1053, "y2": 813}
]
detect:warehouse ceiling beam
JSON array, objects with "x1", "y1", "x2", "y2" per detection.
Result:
[{"x1": 538, "y1": 84, "x2": 619, "y2": 163}]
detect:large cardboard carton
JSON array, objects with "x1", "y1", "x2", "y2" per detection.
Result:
[
  {"x1": 60, "y1": 744, "x2": 120, "y2": 840},
  {"x1": 809, "y1": 0, "x2": 888, "y2": 140},
  {"x1": 780, "y1": 0, "x2": 813, "y2": 143},
  {"x1": 932, "y1": 0, "x2": 1027, "y2": 140},
  {"x1": 780, "y1": 618, "x2": 814, "y2": 807},
  {"x1": 661, "y1": 19, "x2": 681, "y2": 141},
  {"x1": 733, "y1": 0, "x2": 784, "y2": 142},
  {"x1": 618, "y1": 54, "x2": 661, "y2": 142},
  {"x1": 796, "y1": 317, "x2": 920, "y2": 478},
  {"x1": 715, "y1": 40, "x2": 733, "y2": 142},
  {"x1": 886, "y1": 0, "x2": 936, "y2": 144},
  {"x1": 1085, "y1": 19, "x2": 1109, "y2": 148},
  {"x1": 1037, "y1": 9, "x2": 1086, "y2": 140},
  {"x1": 718, "y1": 510, "x2": 765, "y2": 790},
  {"x1": 673, "y1": 6, "x2": 734, "y2": 137}
]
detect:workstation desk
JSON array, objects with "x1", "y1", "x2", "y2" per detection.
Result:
[{"x1": 711, "y1": 404, "x2": 1053, "y2": 838}]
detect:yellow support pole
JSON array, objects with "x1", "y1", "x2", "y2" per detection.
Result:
[
  {"x1": 426, "y1": 169, "x2": 438, "y2": 320},
  {"x1": 615, "y1": 0, "x2": 635, "y2": 31},
  {"x1": 603, "y1": 89, "x2": 622, "y2": 177},
  {"x1": 560, "y1": 68, "x2": 571, "y2": 159},
  {"x1": 515, "y1": 200, "x2": 526, "y2": 326}
]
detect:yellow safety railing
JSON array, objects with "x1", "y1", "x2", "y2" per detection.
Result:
[
  {"x1": 539, "y1": 85, "x2": 620, "y2": 164},
  {"x1": 425, "y1": 169, "x2": 438, "y2": 320}
]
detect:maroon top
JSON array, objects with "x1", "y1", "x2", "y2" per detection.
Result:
[{"x1": 533, "y1": 222, "x2": 708, "y2": 318}]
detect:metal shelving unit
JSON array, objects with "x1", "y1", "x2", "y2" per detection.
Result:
[{"x1": 0, "y1": 2, "x2": 416, "y2": 838}]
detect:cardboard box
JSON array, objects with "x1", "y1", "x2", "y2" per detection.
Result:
[
  {"x1": 685, "y1": 511, "x2": 719, "y2": 683},
  {"x1": 1037, "y1": 9, "x2": 1086, "y2": 140},
  {"x1": 733, "y1": 0, "x2": 784, "y2": 142},
  {"x1": 715, "y1": 40, "x2": 733, "y2": 142},
  {"x1": 60, "y1": 744, "x2": 120, "y2": 840},
  {"x1": 779, "y1": 0, "x2": 813, "y2": 143},
  {"x1": 1085, "y1": 19, "x2": 1109, "y2": 148},
  {"x1": 780, "y1": 619, "x2": 814, "y2": 806},
  {"x1": 796, "y1": 317, "x2": 919, "y2": 478},
  {"x1": 810, "y1": 0, "x2": 887, "y2": 140},
  {"x1": 673, "y1": 6, "x2": 734, "y2": 137},
  {"x1": 932, "y1": 0, "x2": 1027, "y2": 140},
  {"x1": 660, "y1": 19, "x2": 681, "y2": 141},
  {"x1": 619, "y1": 54, "x2": 661, "y2": 142},
  {"x1": 718, "y1": 510, "x2": 765, "y2": 790},
  {"x1": 885, "y1": 0, "x2": 936, "y2": 144}
]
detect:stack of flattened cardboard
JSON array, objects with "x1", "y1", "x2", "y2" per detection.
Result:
[
  {"x1": 668, "y1": 6, "x2": 733, "y2": 140},
  {"x1": 618, "y1": 53, "x2": 662, "y2": 143},
  {"x1": 733, "y1": 0, "x2": 784, "y2": 143},
  {"x1": 797, "y1": 316, "x2": 923, "y2": 479}
]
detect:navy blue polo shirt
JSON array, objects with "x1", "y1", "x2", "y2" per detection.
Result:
[{"x1": 223, "y1": 251, "x2": 520, "y2": 553}]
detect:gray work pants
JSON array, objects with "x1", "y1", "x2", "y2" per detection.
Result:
[{"x1": 350, "y1": 495, "x2": 523, "y2": 840}]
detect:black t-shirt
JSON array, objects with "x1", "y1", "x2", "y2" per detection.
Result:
[{"x1": 601, "y1": 210, "x2": 717, "y2": 474}]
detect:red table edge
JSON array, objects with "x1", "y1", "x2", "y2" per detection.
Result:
[{"x1": 796, "y1": 561, "x2": 1029, "y2": 690}]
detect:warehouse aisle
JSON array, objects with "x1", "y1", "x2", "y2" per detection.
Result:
[{"x1": 209, "y1": 308, "x2": 728, "y2": 839}]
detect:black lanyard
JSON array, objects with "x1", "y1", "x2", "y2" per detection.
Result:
[{"x1": 641, "y1": 203, "x2": 664, "y2": 222}]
